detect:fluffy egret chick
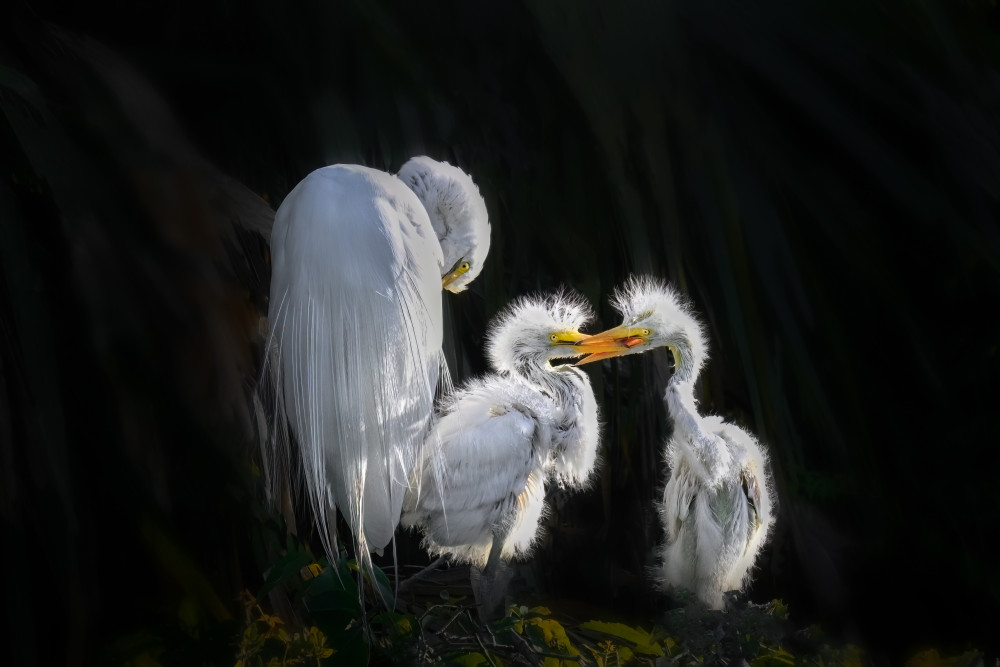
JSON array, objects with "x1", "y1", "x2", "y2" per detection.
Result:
[
  {"x1": 577, "y1": 277, "x2": 775, "y2": 609},
  {"x1": 401, "y1": 290, "x2": 606, "y2": 569},
  {"x1": 265, "y1": 157, "x2": 490, "y2": 570}
]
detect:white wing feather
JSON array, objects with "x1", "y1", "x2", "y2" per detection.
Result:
[
  {"x1": 402, "y1": 378, "x2": 551, "y2": 567},
  {"x1": 657, "y1": 415, "x2": 775, "y2": 608},
  {"x1": 267, "y1": 164, "x2": 444, "y2": 557}
]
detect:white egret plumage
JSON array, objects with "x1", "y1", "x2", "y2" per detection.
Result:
[
  {"x1": 401, "y1": 290, "x2": 606, "y2": 571},
  {"x1": 577, "y1": 277, "x2": 775, "y2": 609},
  {"x1": 263, "y1": 157, "x2": 490, "y2": 575}
]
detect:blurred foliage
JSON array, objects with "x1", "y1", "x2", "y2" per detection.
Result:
[
  {"x1": 107, "y1": 542, "x2": 889, "y2": 666},
  {"x1": 107, "y1": 545, "x2": 987, "y2": 667},
  {"x1": 3, "y1": 0, "x2": 1000, "y2": 664}
]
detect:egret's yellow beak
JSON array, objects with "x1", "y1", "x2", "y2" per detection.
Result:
[
  {"x1": 573, "y1": 325, "x2": 649, "y2": 365},
  {"x1": 547, "y1": 331, "x2": 597, "y2": 362},
  {"x1": 550, "y1": 331, "x2": 591, "y2": 346},
  {"x1": 442, "y1": 260, "x2": 471, "y2": 288}
]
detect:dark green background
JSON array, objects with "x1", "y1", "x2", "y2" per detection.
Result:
[{"x1": 3, "y1": 0, "x2": 999, "y2": 664}]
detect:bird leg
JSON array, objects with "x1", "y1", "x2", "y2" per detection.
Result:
[
  {"x1": 485, "y1": 525, "x2": 508, "y2": 574},
  {"x1": 472, "y1": 526, "x2": 513, "y2": 621}
]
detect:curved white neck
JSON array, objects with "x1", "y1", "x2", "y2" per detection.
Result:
[
  {"x1": 671, "y1": 338, "x2": 700, "y2": 384},
  {"x1": 665, "y1": 376, "x2": 734, "y2": 487},
  {"x1": 665, "y1": 377, "x2": 702, "y2": 438}
]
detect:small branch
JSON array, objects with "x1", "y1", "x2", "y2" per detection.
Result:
[
  {"x1": 475, "y1": 633, "x2": 499, "y2": 667},
  {"x1": 396, "y1": 556, "x2": 447, "y2": 597},
  {"x1": 434, "y1": 605, "x2": 475, "y2": 637}
]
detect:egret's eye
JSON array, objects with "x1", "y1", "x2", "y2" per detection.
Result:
[
  {"x1": 445, "y1": 258, "x2": 471, "y2": 277},
  {"x1": 642, "y1": 329, "x2": 651, "y2": 336},
  {"x1": 550, "y1": 334, "x2": 558, "y2": 341}
]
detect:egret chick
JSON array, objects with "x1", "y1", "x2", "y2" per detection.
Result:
[
  {"x1": 577, "y1": 277, "x2": 775, "y2": 609},
  {"x1": 401, "y1": 290, "x2": 607, "y2": 571},
  {"x1": 265, "y1": 157, "x2": 490, "y2": 574}
]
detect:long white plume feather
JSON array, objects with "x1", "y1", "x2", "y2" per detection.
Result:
[{"x1": 262, "y1": 158, "x2": 489, "y2": 601}]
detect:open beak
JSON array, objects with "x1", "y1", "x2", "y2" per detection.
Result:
[
  {"x1": 547, "y1": 331, "x2": 595, "y2": 363},
  {"x1": 573, "y1": 325, "x2": 648, "y2": 365}
]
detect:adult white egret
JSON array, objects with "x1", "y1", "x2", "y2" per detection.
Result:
[
  {"x1": 577, "y1": 277, "x2": 775, "y2": 609},
  {"x1": 400, "y1": 290, "x2": 606, "y2": 572},
  {"x1": 264, "y1": 157, "x2": 491, "y2": 573}
]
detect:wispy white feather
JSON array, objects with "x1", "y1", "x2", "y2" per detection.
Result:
[
  {"x1": 262, "y1": 158, "x2": 490, "y2": 591},
  {"x1": 598, "y1": 276, "x2": 775, "y2": 609},
  {"x1": 610, "y1": 276, "x2": 708, "y2": 381},
  {"x1": 401, "y1": 289, "x2": 603, "y2": 567},
  {"x1": 397, "y1": 157, "x2": 490, "y2": 293}
]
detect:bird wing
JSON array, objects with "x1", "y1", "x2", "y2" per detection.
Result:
[
  {"x1": 266, "y1": 164, "x2": 445, "y2": 555},
  {"x1": 432, "y1": 382, "x2": 542, "y2": 519},
  {"x1": 742, "y1": 469, "x2": 762, "y2": 525},
  {"x1": 405, "y1": 379, "x2": 547, "y2": 564},
  {"x1": 705, "y1": 416, "x2": 774, "y2": 526},
  {"x1": 661, "y1": 441, "x2": 698, "y2": 539},
  {"x1": 706, "y1": 417, "x2": 776, "y2": 568}
]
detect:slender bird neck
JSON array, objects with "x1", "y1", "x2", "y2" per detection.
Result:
[
  {"x1": 670, "y1": 338, "x2": 700, "y2": 384},
  {"x1": 665, "y1": 338, "x2": 704, "y2": 438},
  {"x1": 666, "y1": 374, "x2": 698, "y2": 416}
]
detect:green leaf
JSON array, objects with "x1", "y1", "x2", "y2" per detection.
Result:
[
  {"x1": 450, "y1": 652, "x2": 489, "y2": 667},
  {"x1": 365, "y1": 562, "x2": 395, "y2": 608},
  {"x1": 490, "y1": 615, "x2": 519, "y2": 634},
  {"x1": 311, "y1": 616, "x2": 368, "y2": 666},
  {"x1": 752, "y1": 646, "x2": 796, "y2": 667},
  {"x1": 580, "y1": 621, "x2": 649, "y2": 645},
  {"x1": 767, "y1": 599, "x2": 790, "y2": 620},
  {"x1": 579, "y1": 621, "x2": 664, "y2": 656},
  {"x1": 303, "y1": 587, "x2": 362, "y2": 615},
  {"x1": 345, "y1": 558, "x2": 395, "y2": 607},
  {"x1": 258, "y1": 548, "x2": 315, "y2": 598},
  {"x1": 523, "y1": 618, "x2": 580, "y2": 657},
  {"x1": 372, "y1": 610, "x2": 414, "y2": 638}
]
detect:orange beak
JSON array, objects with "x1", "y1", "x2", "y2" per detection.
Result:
[{"x1": 573, "y1": 325, "x2": 648, "y2": 365}]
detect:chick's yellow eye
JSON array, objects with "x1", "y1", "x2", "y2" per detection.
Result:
[{"x1": 642, "y1": 329, "x2": 651, "y2": 336}]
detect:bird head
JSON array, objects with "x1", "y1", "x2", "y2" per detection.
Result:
[
  {"x1": 397, "y1": 156, "x2": 491, "y2": 293},
  {"x1": 486, "y1": 289, "x2": 597, "y2": 374},
  {"x1": 575, "y1": 277, "x2": 708, "y2": 379}
]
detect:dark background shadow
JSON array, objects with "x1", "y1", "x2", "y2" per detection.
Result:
[{"x1": 3, "y1": 0, "x2": 999, "y2": 664}]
